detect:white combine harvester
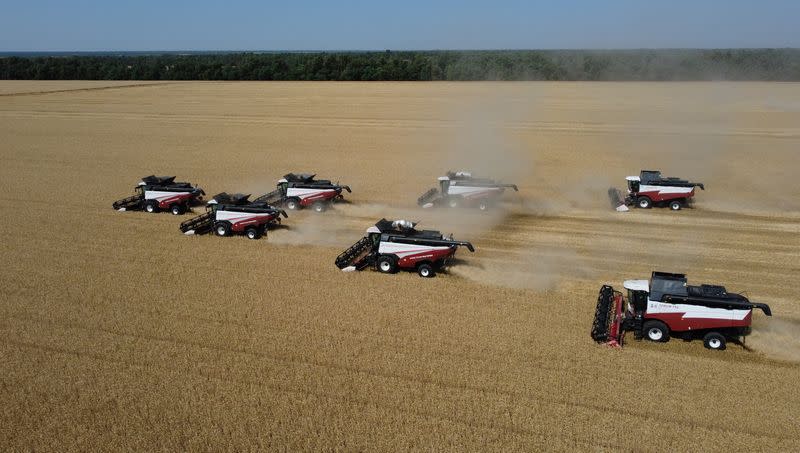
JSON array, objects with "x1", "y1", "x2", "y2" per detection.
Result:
[
  {"x1": 609, "y1": 170, "x2": 705, "y2": 212},
  {"x1": 591, "y1": 271, "x2": 771, "y2": 350},
  {"x1": 179, "y1": 193, "x2": 287, "y2": 239},
  {"x1": 417, "y1": 171, "x2": 518, "y2": 210},
  {"x1": 335, "y1": 219, "x2": 475, "y2": 278},
  {"x1": 112, "y1": 175, "x2": 205, "y2": 215}
]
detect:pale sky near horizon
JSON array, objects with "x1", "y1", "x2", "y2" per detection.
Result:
[{"x1": 1, "y1": 0, "x2": 798, "y2": 51}]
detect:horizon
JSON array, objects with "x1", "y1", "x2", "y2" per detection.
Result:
[{"x1": 3, "y1": 47, "x2": 800, "y2": 57}]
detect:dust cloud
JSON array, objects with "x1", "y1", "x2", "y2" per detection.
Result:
[{"x1": 748, "y1": 317, "x2": 800, "y2": 363}]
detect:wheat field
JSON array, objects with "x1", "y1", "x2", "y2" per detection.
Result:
[{"x1": 1, "y1": 81, "x2": 799, "y2": 451}]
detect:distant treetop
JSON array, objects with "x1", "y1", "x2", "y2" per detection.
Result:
[{"x1": 2, "y1": 49, "x2": 799, "y2": 81}]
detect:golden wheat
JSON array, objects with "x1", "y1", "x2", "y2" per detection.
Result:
[{"x1": 0, "y1": 81, "x2": 798, "y2": 451}]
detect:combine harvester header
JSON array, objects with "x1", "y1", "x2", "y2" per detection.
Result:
[
  {"x1": 418, "y1": 171, "x2": 518, "y2": 210},
  {"x1": 254, "y1": 173, "x2": 351, "y2": 213},
  {"x1": 609, "y1": 170, "x2": 704, "y2": 212},
  {"x1": 591, "y1": 271, "x2": 771, "y2": 350},
  {"x1": 335, "y1": 219, "x2": 474, "y2": 278},
  {"x1": 180, "y1": 192, "x2": 287, "y2": 239},
  {"x1": 112, "y1": 175, "x2": 205, "y2": 215}
]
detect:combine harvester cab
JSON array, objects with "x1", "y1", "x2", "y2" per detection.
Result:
[
  {"x1": 591, "y1": 271, "x2": 771, "y2": 350},
  {"x1": 179, "y1": 192, "x2": 287, "y2": 239},
  {"x1": 418, "y1": 171, "x2": 518, "y2": 211},
  {"x1": 254, "y1": 173, "x2": 351, "y2": 213},
  {"x1": 112, "y1": 175, "x2": 205, "y2": 215},
  {"x1": 335, "y1": 218, "x2": 474, "y2": 278},
  {"x1": 610, "y1": 170, "x2": 704, "y2": 212}
]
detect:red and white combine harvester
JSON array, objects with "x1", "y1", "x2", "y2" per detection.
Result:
[
  {"x1": 335, "y1": 219, "x2": 474, "y2": 278},
  {"x1": 609, "y1": 170, "x2": 704, "y2": 211},
  {"x1": 179, "y1": 193, "x2": 287, "y2": 239},
  {"x1": 112, "y1": 175, "x2": 205, "y2": 215},
  {"x1": 418, "y1": 171, "x2": 518, "y2": 210},
  {"x1": 254, "y1": 173, "x2": 351, "y2": 213},
  {"x1": 591, "y1": 271, "x2": 772, "y2": 350}
]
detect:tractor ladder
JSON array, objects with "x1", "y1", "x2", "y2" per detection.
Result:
[
  {"x1": 590, "y1": 285, "x2": 625, "y2": 347},
  {"x1": 112, "y1": 193, "x2": 144, "y2": 211},
  {"x1": 417, "y1": 188, "x2": 440, "y2": 206},
  {"x1": 335, "y1": 236, "x2": 374, "y2": 270},
  {"x1": 180, "y1": 211, "x2": 214, "y2": 235}
]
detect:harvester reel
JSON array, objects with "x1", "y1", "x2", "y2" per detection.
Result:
[{"x1": 607, "y1": 187, "x2": 628, "y2": 212}]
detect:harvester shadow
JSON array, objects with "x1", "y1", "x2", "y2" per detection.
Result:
[{"x1": 268, "y1": 223, "x2": 292, "y2": 232}]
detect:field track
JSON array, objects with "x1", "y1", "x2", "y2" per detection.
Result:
[{"x1": 1, "y1": 81, "x2": 798, "y2": 451}]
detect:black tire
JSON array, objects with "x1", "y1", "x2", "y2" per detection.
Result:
[
  {"x1": 170, "y1": 204, "x2": 186, "y2": 216},
  {"x1": 144, "y1": 201, "x2": 159, "y2": 213},
  {"x1": 642, "y1": 320, "x2": 670, "y2": 342},
  {"x1": 245, "y1": 226, "x2": 261, "y2": 240},
  {"x1": 312, "y1": 201, "x2": 327, "y2": 213},
  {"x1": 447, "y1": 197, "x2": 460, "y2": 209},
  {"x1": 669, "y1": 200, "x2": 682, "y2": 211},
  {"x1": 214, "y1": 222, "x2": 231, "y2": 237},
  {"x1": 417, "y1": 263, "x2": 435, "y2": 278},
  {"x1": 377, "y1": 256, "x2": 396, "y2": 274},
  {"x1": 478, "y1": 201, "x2": 489, "y2": 211},
  {"x1": 703, "y1": 332, "x2": 727, "y2": 350},
  {"x1": 285, "y1": 198, "x2": 301, "y2": 210},
  {"x1": 637, "y1": 196, "x2": 652, "y2": 209}
]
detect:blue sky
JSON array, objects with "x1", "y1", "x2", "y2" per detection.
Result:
[{"x1": 1, "y1": 0, "x2": 797, "y2": 51}]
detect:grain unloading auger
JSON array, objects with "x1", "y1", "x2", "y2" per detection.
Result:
[
  {"x1": 335, "y1": 219, "x2": 474, "y2": 278},
  {"x1": 591, "y1": 272, "x2": 771, "y2": 350},
  {"x1": 609, "y1": 170, "x2": 704, "y2": 212},
  {"x1": 113, "y1": 175, "x2": 205, "y2": 215},
  {"x1": 418, "y1": 171, "x2": 518, "y2": 210}
]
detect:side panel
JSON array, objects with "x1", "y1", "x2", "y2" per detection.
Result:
[
  {"x1": 447, "y1": 185, "x2": 503, "y2": 199},
  {"x1": 644, "y1": 300, "x2": 751, "y2": 332},
  {"x1": 145, "y1": 190, "x2": 194, "y2": 208},
  {"x1": 377, "y1": 242, "x2": 454, "y2": 269},
  {"x1": 634, "y1": 185, "x2": 695, "y2": 202},
  {"x1": 215, "y1": 210, "x2": 278, "y2": 232},
  {"x1": 286, "y1": 187, "x2": 337, "y2": 205}
]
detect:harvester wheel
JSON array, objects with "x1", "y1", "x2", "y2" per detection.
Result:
[
  {"x1": 478, "y1": 201, "x2": 489, "y2": 211},
  {"x1": 637, "y1": 197, "x2": 652, "y2": 209},
  {"x1": 144, "y1": 201, "x2": 158, "y2": 213},
  {"x1": 285, "y1": 198, "x2": 301, "y2": 210},
  {"x1": 643, "y1": 320, "x2": 670, "y2": 342},
  {"x1": 669, "y1": 200, "x2": 682, "y2": 211},
  {"x1": 312, "y1": 201, "x2": 327, "y2": 213},
  {"x1": 417, "y1": 263, "x2": 435, "y2": 278},
  {"x1": 377, "y1": 256, "x2": 396, "y2": 274},
  {"x1": 245, "y1": 227, "x2": 261, "y2": 240},
  {"x1": 170, "y1": 204, "x2": 186, "y2": 215},
  {"x1": 447, "y1": 197, "x2": 460, "y2": 209},
  {"x1": 703, "y1": 332, "x2": 726, "y2": 350},
  {"x1": 214, "y1": 222, "x2": 231, "y2": 237}
]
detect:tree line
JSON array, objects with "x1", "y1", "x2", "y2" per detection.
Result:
[{"x1": 2, "y1": 49, "x2": 799, "y2": 81}]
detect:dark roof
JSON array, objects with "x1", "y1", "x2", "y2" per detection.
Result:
[
  {"x1": 284, "y1": 173, "x2": 316, "y2": 183},
  {"x1": 211, "y1": 192, "x2": 251, "y2": 205},
  {"x1": 142, "y1": 175, "x2": 176, "y2": 185}
]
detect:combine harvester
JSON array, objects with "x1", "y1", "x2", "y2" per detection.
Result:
[
  {"x1": 417, "y1": 171, "x2": 518, "y2": 210},
  {"x1": 609, "y1": 170, "x2": 704, "y2": 211},
  {"x1": 112, "y1": 175, "x2": 205, "y2": 215},
  {"x1": 335, "y1": 219, "x2": 474, "y2": 278},
  {"x1": 591, "y1": 271, "x2": 772, "y2": 350},
  {"x1": 179, "y1": 193, "x2": 287, "y2": 239},
  {"x1": 254, "y1": 173, "x2": 351, "y2": 213}
]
